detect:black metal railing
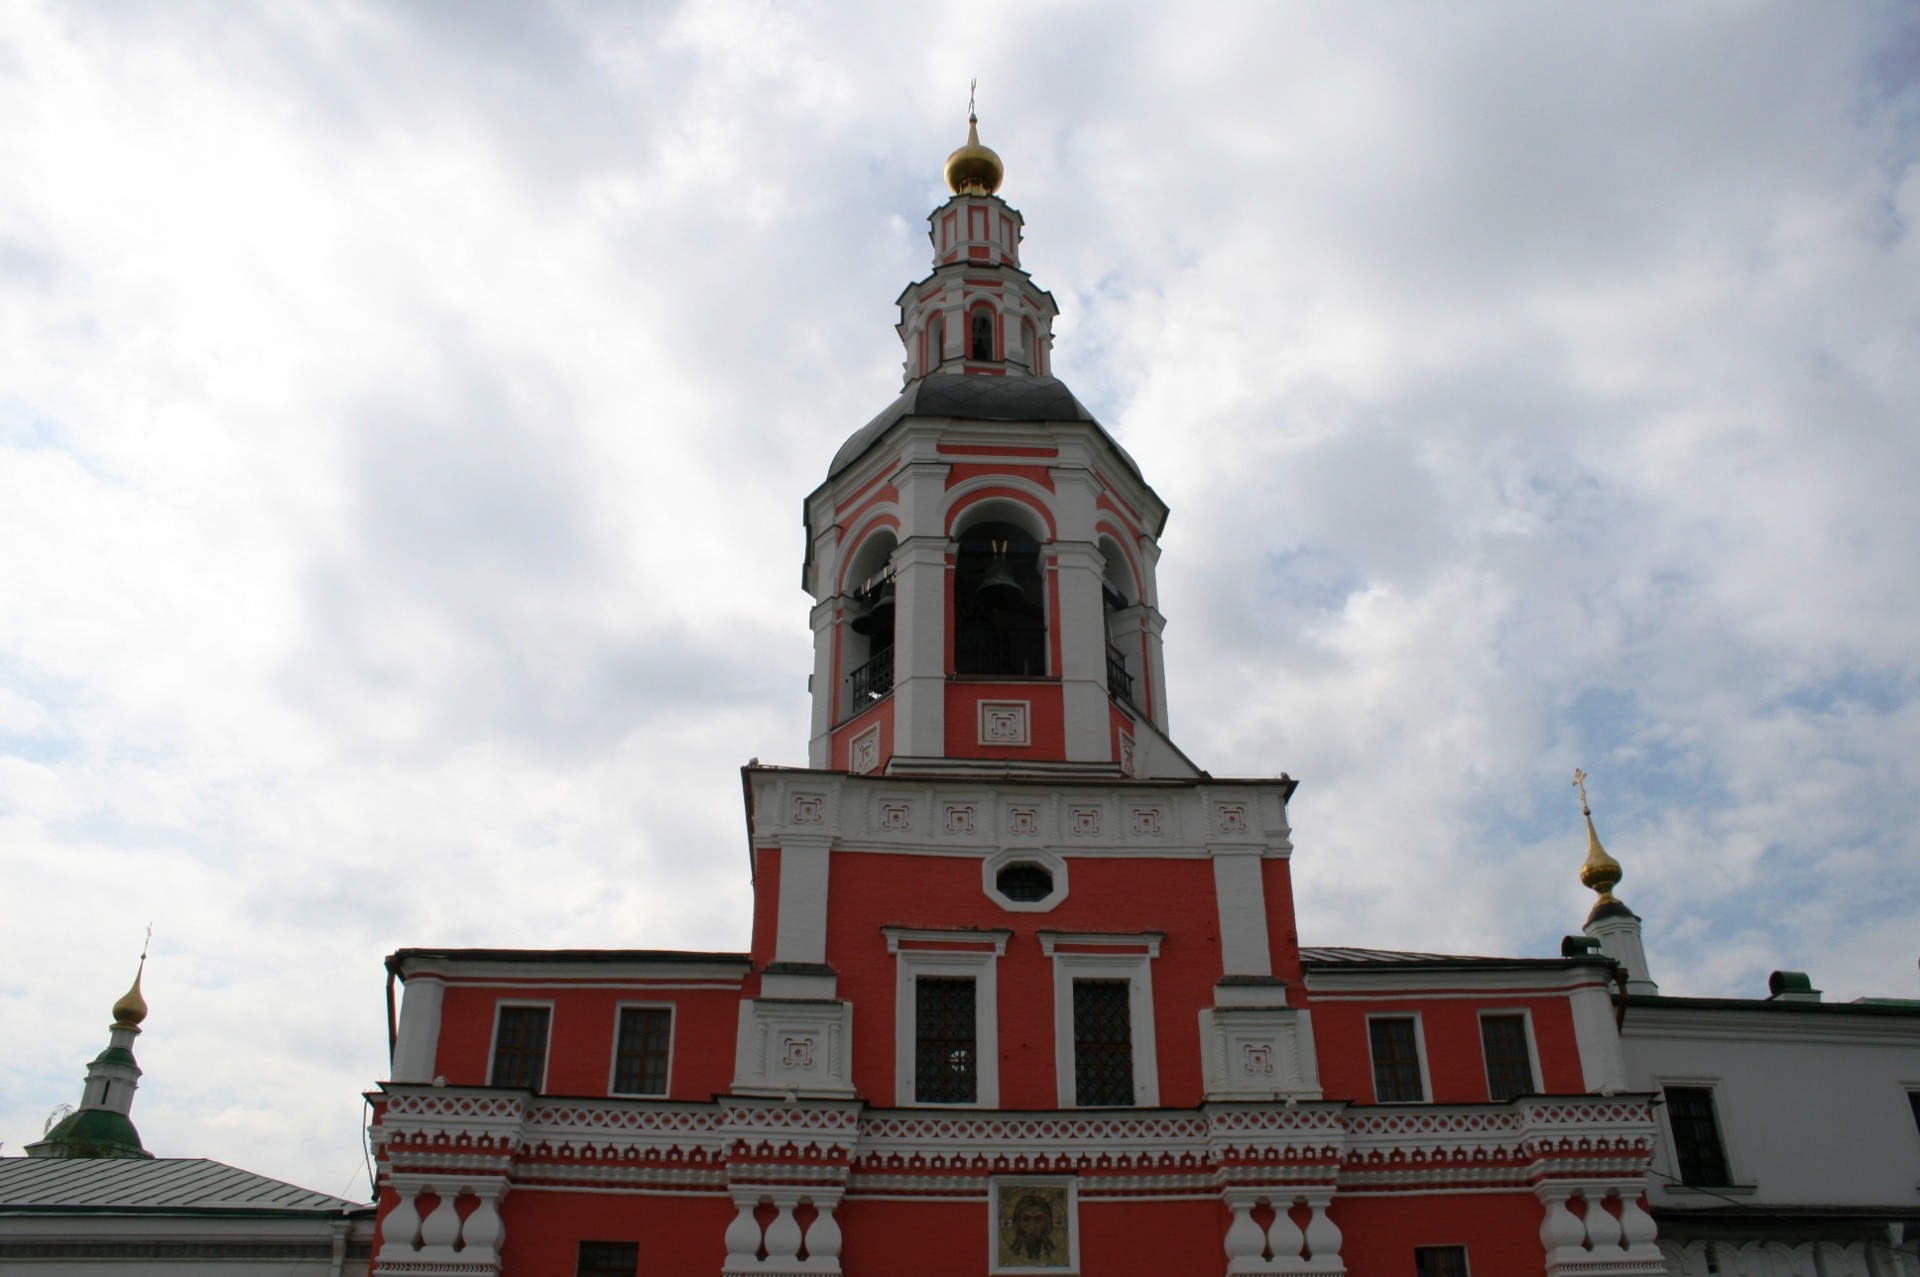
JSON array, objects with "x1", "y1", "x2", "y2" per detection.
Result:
[
  {"x1": 847, "y1": 645, "x2": 894, "y2": 708},
  {"x1": 1106, "y1": 643, "x2": 1135, "y2": 707},
  {"x1": 955, "y1": 623, "x2": 1047, "y2": 677}
]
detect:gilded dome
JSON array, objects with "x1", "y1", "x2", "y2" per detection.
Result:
[
  {"x1": 945, "y1": 115, "x2": 1003, "y2": 196},
  {"x1": 111, "y1": 965, "x2": 148, "y2": 1030}
]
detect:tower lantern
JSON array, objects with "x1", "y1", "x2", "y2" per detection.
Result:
[{"x1": 803, "y1": 112, "x2": 1188, "y2": 781}]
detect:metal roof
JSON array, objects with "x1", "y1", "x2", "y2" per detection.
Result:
[
  {"x1": 826, "y1": 373, "x2": 1142, "y2": 484},
  {"x1": 0, "y1": 1158, "x2": 369, "y2": 1215},
  {"x1": 1299, "y1": 946, "x2": 1602, "y2": 970}
]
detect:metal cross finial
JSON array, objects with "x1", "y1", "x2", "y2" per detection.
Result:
[
  {"x1": 1572, "y1": 769, "x2": 1590, "y2": 815},
  {"x1": 969, "y1": 78, "x2": 978, "y2": 122},
  {"x1": 140, "y1": 923, "x2": 152, "y2": 962}
]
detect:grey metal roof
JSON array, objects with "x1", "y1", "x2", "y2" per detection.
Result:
[
  {"x1": 1299, "y1": 946, "x2": 1601, "y2": 970},
  {"x1": 0, "y1": 1158, "x2": 368, "y2": 1215},
  {"x1": 828, "y1": 373, "x2": 1139, "y2": 481}
]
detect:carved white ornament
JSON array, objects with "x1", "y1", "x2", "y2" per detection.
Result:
[
  {"x1": 1008, "y1": 806, "x2": 1040, "y2": 836},
  {"x1": 881, "y1": 801, "x2": 912, "y2": 831},
  {"x1": 1214, "y1": 804, "x2": 1248, "y2": 835},
  {"x1": 849, "y1": 726, "x2": 881, "y2": 775},
  {"x1": 1069, "y1": 806, "x2": 1101, "y2": 837},
  {"x1": 1129, "y1": 806, "x2": 1162, "y2": 837},
  {"x1": 791, "y1": 795, "x2": 824, "y2": 824},
  {"x1": 978, "y1": 700, "x2": 1031, "y2": 746},
  {"x1": 781, "y1": 1037, "x2": 816, "y2": 1070},
  {"x1": 945, "y1": 804, "x2": 977, "y2": 835}
]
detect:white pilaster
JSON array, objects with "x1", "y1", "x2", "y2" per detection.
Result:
[{"x1": 391, "y1": 975, "x2": 445, "y2": 1084}]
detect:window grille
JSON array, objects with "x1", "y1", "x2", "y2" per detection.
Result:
[
  {"x1": 996, "y1": 862, "x2": 1053, "y2": 902},
  {"x1": 1368, "y1": 1017, "x2": 1424, "y2": 1102},
  {"x1": 1414, "y1": 1245, "x2": 1470, "y2": 1277},
  {"x1": 612, "y1": 1007, "x2": 671, "y2": 1096},
  {"x1": 576, "y1": 1240, "x2": 638, "y2": 1277},
  {"x1": 1664, "y1": 1086, "x2": 1732, "y2": 1185},
  {"x1": 489, "y1": 1006, "x2": 550, "y2": 1091},
  {"x1": 1480, "y1": 1014, "x2": 1534, "y2": 1102},
  {"x1": 914, "y1": 977, "x2": 978, "y2": 1104},
  {"x1": 1073, "y1": 979, "x2": 1134, "y2": 1106}
]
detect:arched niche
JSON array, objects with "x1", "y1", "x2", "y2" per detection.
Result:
[
  {"x1": 952, "y1": 506, "x2": 1047, "y2": 678},
  {"x1": 1098, "y1": 535, "x2": 1140, "y2": 706},
  {"x1": 841, "y1": 528, "x2": 898, "y2": 717},
  {"x1": 968, "y1": 303, "x2": 997, "y2": 362}
]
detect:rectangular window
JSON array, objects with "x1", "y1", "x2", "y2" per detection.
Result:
[
  {"x1": 576, "y1": 1240, "x2": 638, "y2": 1277},
  {"x1": 611, "y1": 1007, "x2": 671, "y2": 1096},
  {"x1": 1415, "y1": 1245, "x2": 1470, "y2": 1277},
  {"x1": 1369, "y1": 1017, "x2": 1425, "y2": 1103},
  {"x1": 1480, "y1": 1014, "x2": 1535, "y2": 1102},
  {"x1": 914, "y1": 977, "x2": 978, "y2": 1104},
  {"x1": 1073, "y1": 979, "x2": 1135, "y2": 1106},
  {"x1": 489, "y1": 1005, "x2": 551, "y2": 1091},
  {"x1": 1664, "y1": 1085, "x2": 1732, "y2": 1186}
]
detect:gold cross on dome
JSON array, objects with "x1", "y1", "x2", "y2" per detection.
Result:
[{"x1": 1572, "y1": 769, "x2": 1591, "y2": 814}]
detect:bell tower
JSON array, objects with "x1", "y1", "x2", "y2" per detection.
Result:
[{"x1": 803, "y1": 113, "x2": 1195, "y2": 782}]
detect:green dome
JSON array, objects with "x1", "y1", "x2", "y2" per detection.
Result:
[{"x1": 32, "y1": 1107, "x2": 151, "y2": 1160}]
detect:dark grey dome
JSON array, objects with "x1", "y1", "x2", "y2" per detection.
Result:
[{"x1": 829, "y1": 373, "x2": 1118, "y2": 479}]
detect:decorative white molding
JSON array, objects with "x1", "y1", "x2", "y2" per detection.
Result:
[
  {"x1": 733, "y1": 1000, "x2": 855, "y2": 1098},
  {"x1": 1200, "y1": 1007, "x2": 1323, "y2": 1101},
  {"x1": 978, "y1": 700, "x2": 1032, "y2": 747},
  {"x1": 849, "y1": 725, "x2": 881, "y2": 775}
]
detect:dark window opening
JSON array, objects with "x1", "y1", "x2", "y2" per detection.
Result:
[
  {"x1": 845, "y1": 573, "x2": 896, "y2": 714},
  {"x1": 954, "y1": 522, "x2": 1046, "y2": 676},
  {"x1": 971, "y1": 308, "x2": 995, "y2": 360},
  {"x1": 996, "y1": 862, "x2": 1053, "y2": 902},
  {"x1": 1480, "y1": 1014, "x2": 1534, "y2": 1102},
  {"x1": 577, "y1": 1240, "x2": 638, "y2": 1277},
  {"x1": 1369, "y1": 1017, "x2": 1424, "y2": 1103},
  {"x1": 914, "y1": 977, "x2": 977, "y2": 1104},
  {"x1": 927, "y1": 314, "x2": 945, "y2": 373},
  {"x1": 1909, "y1": 1090, "x2": 1920, "y2": 1138},
  {"x1": 612, "y1": 1007, "x2": 671, "y2": 1095},
  {"x1": 490, "y1": 1006, "x2": 551, "y2": 1091},
  {"x1": 1073, "y1": 979, "x2": 1134, "y2": 1106},
  {"x1": 1664, "y1": 1085, "x2": 1732, "y2": 1186},
  {"x1": 1415, "y1": 1245, "x2": 1470, "y2": 1277}
]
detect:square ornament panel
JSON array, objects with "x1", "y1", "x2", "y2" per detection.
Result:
[{"x1": 978, "y1": 700, "x2": 1032, "y2": 747}]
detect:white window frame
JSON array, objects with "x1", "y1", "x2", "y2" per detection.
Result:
[
  {"x1": 887, "y1": 928, "x2": 1009, "y2": 1108},
  {"x1": 487, "y1": 1000, "x2": 554, "y2": 1092},
  {"x1": 1655, "y1": 1076, "x2": 1747, "y2": 1191},
  {"x1": 1475, "y1": 1008, "x2": 1543, "y2": 1102},
  {"x1": 606, "y1": 1002, "x2": 675, "y2": 1098},
  {"x1": 1042, "y1": 933, "x2": 1162, "y2": 1108},
  {"x1": 1364, "y1": 1011, "x2": 1432, "y2": 1105},
  {"x1": 1413, "y1": 1243, "x2": 1472, "y2": 1277},
  {"x1": 983, "y1": 847, "x2": 1069, "y2": 913}
]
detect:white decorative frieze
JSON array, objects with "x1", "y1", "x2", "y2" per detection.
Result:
[
  {"x1": 791, "y1": 794, "x2": 825, "y2": 825},
  {"x1": 880, "y1": 801, "x2": 912, "y2": 831},
  {"x1": 1068, "y1": 805, "x2": 1102, "y2": 837},
  {"x1": 1007, "y1": 805, "x2": 1041, "y2": 836},
  {"x1": 944, "y1": 803, "x2": 978, "y2": 835},
  {"x1": 1129, "y1": 805, "x2": 1164, "y2": 837},
  {"x1": 978, "y1": 700, "x2": 1031, "y2": 746},
  {"x1": 1215, "y1": 803, "x2": 1249, "y2": 836}
]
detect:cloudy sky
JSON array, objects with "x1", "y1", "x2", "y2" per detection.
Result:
[{"x1": 3, "y1": 1, "x2": 1916, "y2": 1196}]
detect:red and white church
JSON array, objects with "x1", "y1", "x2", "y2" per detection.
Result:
[{"x1": 367, "y1": 118, "x2": 1669, "y2": 1277}]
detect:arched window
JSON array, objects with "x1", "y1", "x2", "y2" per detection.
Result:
[
  {"x1": 927, "y1": 313, "x2": 945, "y2": 374},
  {"x1": 842, "y1": 532, "x2": 898, "y2": 718},
  {"x1": 1100, "y1": 539, "x2": 1138, "y2": 707},
  {"x1": 954, "y1": 521, "x2": 1045, "y2": 676},
  {"x1": 971, "y1": 308, "x2": 995, "y2": 361},
  {"x1": 1022, "y1": 319, "x2": 1038, "y2": 373}
]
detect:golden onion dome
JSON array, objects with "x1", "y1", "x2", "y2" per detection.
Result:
[
  {"x1": 1579, "y1": 812, "x2": 1623, "y2": 904},
  {"x1": 945, "y1": 114, "x2": 1004, "y2": 196},
  {"x1": 111, "y1": 964, "x2": 149, "y2": 1030}
]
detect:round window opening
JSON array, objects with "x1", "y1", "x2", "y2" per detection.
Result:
[{"x1": 996, "y1": 862, "x2": 1054, "y2": 903}]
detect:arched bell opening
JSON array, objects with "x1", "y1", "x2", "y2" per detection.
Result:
[
  {"x1": 841, "y1": 530, "x2": 898, "y2": 718},
  {"x1": 1099, "y1": 536, "x2": 1140, "y2": 708},
  {"x1": 954, "y1": 519, "x2": 1046, "y2": 677},
  {"x1": 925, "y1": 312, "x2": 946, "y2": 376},
  {"x1": 1014, "y1": 317, "x2": 1036, "y2": 372},
  {"x1": 968, "y1": 303, "x2": 997, "y2": 362}
]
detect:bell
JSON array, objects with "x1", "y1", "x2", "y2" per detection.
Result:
[
  {"x1": 850, "y1": 577, "x2": 896, "y2": 636},
  {"x1": 975, "y1": 541, "x2": 1025, "y2": 607}
]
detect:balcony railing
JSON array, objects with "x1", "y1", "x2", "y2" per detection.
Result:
[
  {"x1": 955, "y1": 623, "x2": 1047, "y2": 677},
  {"x1": 847, "y1": 645, "x2": 894, "y2": 709},
  {"x1": 1106, "y1": 643, "x2": 1135, "y2": 707}
]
